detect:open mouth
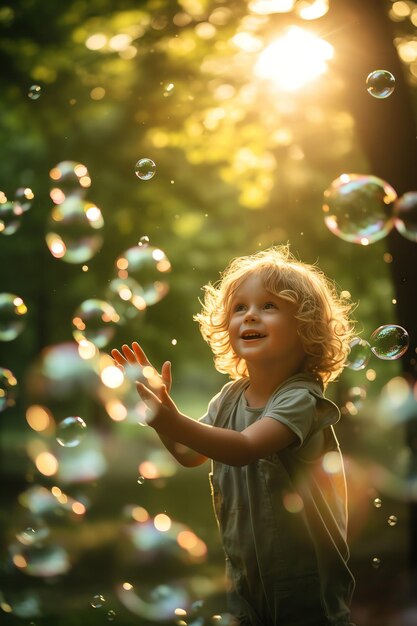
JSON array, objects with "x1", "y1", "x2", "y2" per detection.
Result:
[{"x1": 241, "y1": 331, "x2": 266, "y2": 341}]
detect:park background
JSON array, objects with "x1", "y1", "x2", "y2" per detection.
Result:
[{"x1": 1, "y1": 0, "x2": 417, "y2": 624}]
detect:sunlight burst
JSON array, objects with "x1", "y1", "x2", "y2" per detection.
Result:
[{"x1": 254, "y1": 26, "x2": 334, "y2": 91}]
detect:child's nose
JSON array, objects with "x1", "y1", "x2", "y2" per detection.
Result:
[{"x1": 244, "y1": 307, "x2": 258, "y2": 321}]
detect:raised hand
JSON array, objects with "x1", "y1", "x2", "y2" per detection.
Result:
[{"x1": 111, "y1": 341, "x2": 171, "y2": 393}]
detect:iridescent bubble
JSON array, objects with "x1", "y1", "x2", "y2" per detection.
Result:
[
  {"x1": 135, "y1": 158, "x2": 156, "y2": 180},
  {"x1": 0, "y1": 293, "x2": 28, "y2": 341},
  {"x1": 16, "y1": 525, "x2": 49, "y2": 546},
  {"x1": 370, "y1": 325, "x2": 409, "y2": 360},
  {"x1": 137, "y1": 475, "x2": 145, "y2": 485},
  {"x1": 323, "y1": 174, "x2": 396, "y2": 245},
  {"x1": 91, "y1": 594, "x2": 106, "y2": 609},
  {"x1": 0, "y1": 367, "x2": 18, "y2": 411},
  {"x1": 28, "y1": 85, "x2": 42, "y2": 100},
  {"x1": 14, "y1": 187, "x2": 34, "y2": 213},
  {"x1": 373, "y1": 497, "x2": 382, "y2": 509},
  {"x1": 387, "y1": 515, "x2": 398, "y2": 527},
  {"x1": 115, "y1": 245, "x2": 171, "y2": 306},
  {"x1": 56, "y1": 416, "x2": 87, "y2": 447},
  {"x1": 394, "y1": 191, "x2": 417, "y2": 242},
  {"x1": 45, "y1": 197, "x2": 104, "y2": 263},
  {"x1": 107, "y1": 609, "x2": 116, "y2": 621},
  {"x1": 9, "y1": 542, "x2": 71, "y2": 577},
  {"x1": 72, "y1": 299, "x2": 120, "y2": 348},
  {"x1": 49, "y1": 161, "x2": 91, "y2": 199},
  {"x1": 346, "y1": 338, "x2": 372, "y2": 370},
  {"x1": 366, "y1": 70, "x2": 395, "y2": 99},
  {"x1": 371, "y1": 556, "x2": 381, "y2": 569},
  {"x1": 116, "y1": 581, "x2": 189, "y2": 621},
  {"x1": 106, "y1": 277, "x2": 146, "y2": 323},
  {"x1": 0, "y1": 192, "x2": 23, "y2": 235}
]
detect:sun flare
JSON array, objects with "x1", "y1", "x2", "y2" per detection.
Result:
[{"x1": 254, "y1": 26, "x2": 334, "y2": 91}]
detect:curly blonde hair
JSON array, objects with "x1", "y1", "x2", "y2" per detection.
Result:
[{"x1": 194, "y1": 245, "x2": 356, "y2": 387}]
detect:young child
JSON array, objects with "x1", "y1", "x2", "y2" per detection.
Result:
[{"x1": 111, "y1": 245, "x2": 356, "y2": 626}]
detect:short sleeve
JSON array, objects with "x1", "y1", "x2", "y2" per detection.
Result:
[
  {"x1": 264, "y1": 389, "x2": 318, "y2": 448},
  {"x1": 199, "y1": 381, "x2": 235, "y2": 425}
]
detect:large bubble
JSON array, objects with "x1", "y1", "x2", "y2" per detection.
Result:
[
  {"x1": 0, "y1": 293, "x2": 28, "y2": 341},
  {"x1": 72, "y1": 299, "x2": 120, "y2": 348},
  {"x1": 115, "y1": 245, "x2": 171, "y2": 306},
  {"x1": 49, "y1": 161, "x2": 91, "y2": 201},
  {"x1": 366, "y1": 70, "x2": 395, "y2": 99},
  {"x1": 323, "y1": 174, "x2": 396, "y2": 244},
  {"x1": 346, "y1": 338, "x2": 372, "y2": 371},
  {"x1": 9, "y1": 542, "x2": 71, "y2": 577},
  {"x1": 370, "y1": 325, "x2": 409, "y2": 360},
  {"x1": 45, "y1": 197, "x2": 104, "y2": 263},
  {"x1": 394, "y1": 191, "x2": 417, "y2": 242},
  {"x1": 106, "y1": 277, "x2": 147, "y2": 323},
  {"x1": 0, "y1": 367, "x2": 18, "y2": 412}
]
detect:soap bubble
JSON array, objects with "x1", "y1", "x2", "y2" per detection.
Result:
[
  {"x1": 45, "y1": 197, "x2": 104, "y2": 263},
  {"x1": 117, "y1": 580, "x2": 189, "y2": 621},
  {"x1": 135, "y1": 158, "x2": 156, "y2": 180},
  {"x1": 16, "y1": 525, "x2": 49, "y2": 546},
  {"x1": 394, "y1": 191, "x2": 417, "y2": 242},
  {"x1": 373, "y1": 498, "x2": 382, "y2": 508},
  {"x1": 72, "y1": 299, "x2": 120, "y2": 348},
  {"x1": 14, "y1": 187, "x2": 34, "y2": 213},
  {"x1": 346, "y1": 338, "x2": 372, "y2": 370},
  {"x1": 138, "y1": 235, "x2": 150, "y2": 246},
  {"x1": 387, "y1": 515, "x2": 398, "y2": 527},
  {"x1": 0, "y1": 194, "x2": 23, "y2": 235},
  {"x1": 115, "y1": 245, "x2": 171, "y2": 306},
  {"x1": 91, "y1": 594, "x2": 106, "y2": 609},
  {"x1": 323, "y1": 174, "x2": 396, "y2": 244},
  {"x1": 56, "y1": 416, "x2": 87, "y2": 447},
  {"x1": 366, "y1": 70, "x2": 395, "y2": 99},
  {"x1": 106, "y1": 277, "x2": 146, "y2": 323},
  {"x1": 28, "y1": 85, "x2": 42, "y2": 100},
  {"x1": 49, "y1": 161, "x2": 91, "y2": 199},
  {"x1": 9, "y1": 542, "x2": 71, "y2": 577},
  {"x1": 370, "y1": 325, "x2": 409, "y2": 360},
  {"x1": 107, "y1": 610, "x2": 116, "y2": 621},
  {"x1": 0, "y1": 293, "x2": 28, "y2": 341},
  {"x1": 0, "y1": 367, "x2": 18, "y2": 411},
  {"x1": 371, "y1": 556, "x2": 381, "y2": 569}
]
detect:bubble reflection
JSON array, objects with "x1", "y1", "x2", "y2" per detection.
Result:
[{"x1": 323, "y1": 174, "x2": 396, "y2": 245}]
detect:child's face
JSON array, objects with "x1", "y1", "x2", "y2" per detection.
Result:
[{"x1": 227, "y1": 273, "x2": 305, "y2": 369}]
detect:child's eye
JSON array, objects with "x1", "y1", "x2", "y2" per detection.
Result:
[
  {"x1": 234, "y1": 303, "x2": 246, "y2": 312},
  {"x1": 264, "y1": 302, "x2": 277, "y2": 309}
]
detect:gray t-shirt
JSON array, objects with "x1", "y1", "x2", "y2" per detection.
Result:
[{"x1": 200, "y1": 373, "x2": 355, "y2": 626}]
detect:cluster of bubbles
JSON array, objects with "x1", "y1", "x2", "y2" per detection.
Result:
[
  {"x1": 323, "y1": 173, "x2": 417, "y2": 245},
  {"x1": 0, "y1": 187, "x2": 34, "y2": 235},
  {"x1": 346, "y1": 324, "x2": 409, "y2": 371}
]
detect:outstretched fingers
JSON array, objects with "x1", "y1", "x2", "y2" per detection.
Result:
[
  {"x1": 132, "y1": 341, "x2": 151, "y2": 366},
  {"x1": 161, "y1": 361, "x2": 172, "y2": 393},
  {"x1": 111, "y1": 348, "x2": 126, "y2": 366}
]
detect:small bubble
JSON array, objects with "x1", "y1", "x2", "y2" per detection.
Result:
[
  {"x1": 366, "y1": 70, "x2": 395, "y2": 99},
  {"x1": 373, "y1": 497, "x2": 382, "y2": 508},
  {"x1": 171, "y1": 339, "x2": 177, "y2": 346},
  {"x1": 163, "y1": 82, "x2": 175, "y2": 97},
  {"x1": 388, "y1": 515, "x2": 398, "y2": 527},
  {"x1": 82, "y1": 265, "x2": 89, "y2": 272},
  {"x1": 56, "y1": 416, "x2": 87, "y2": 447},
  {"x1": 137, "y1": 475, "x2": 145, "y2": 485},
  {"x1": 372, "y1": 557, "x2": 381, "y2": 568},
  {"x1": 138, "y1": 235, "x2": 150, "y2": 247},
  {"x1": 28, "y1": 84, "x2": 42, "y2": 100},
  {"x1": 91, "y1": 594, "x2": 106, "y2": 609},
  {"x1": 135, "y1": 158, "x2": 156, "y2": 180},
  {"x1": 107, "y1": 609, "x2": 116, "y2": 621}
]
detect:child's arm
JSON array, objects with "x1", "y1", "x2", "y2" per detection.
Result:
[
  {"x1": 139, "y1": 382, "x2": 297, "y2": 466},
  {"x1": 111, "y1": 342, "x2": 208, "y2": 468}
]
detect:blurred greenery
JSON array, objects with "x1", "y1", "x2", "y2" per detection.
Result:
[{"x1": 1, "y1": 0, "x2": 417, "y2": 624}]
